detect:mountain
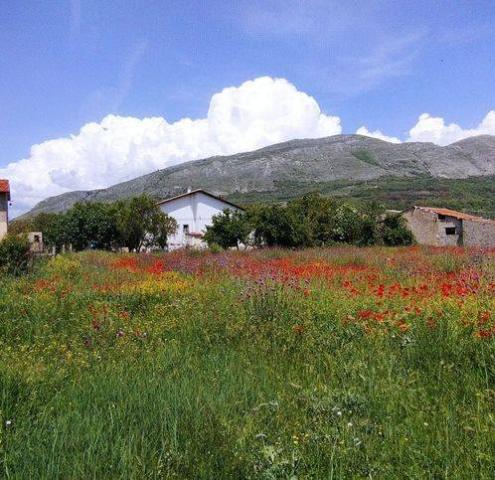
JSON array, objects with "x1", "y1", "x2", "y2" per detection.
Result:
[{"x1": 23, "y1": 134, "x2": 495, "y2": 217}]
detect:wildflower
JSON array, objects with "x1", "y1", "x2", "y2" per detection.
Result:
[
  {"x1": 116, "y1": 329, "x2": 125, "y2": 338},
  {"x1": 5, "y1": 420, "x2": 12, "y2": 427},
  {"x1": 479, "y1": 311, "x2": 491, "y2": 324}
]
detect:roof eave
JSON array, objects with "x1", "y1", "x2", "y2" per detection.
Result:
[{"x1": 157, "y1": 189, "x2": 245, "y2": 211}]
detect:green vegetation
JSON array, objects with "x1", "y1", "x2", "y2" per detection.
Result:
[
  {"x1": 204, "y1": 209, "x2": 251, "y2": 249},
  {"x1": 0, "y1": 247, "x2": 494, "y2": 478},
  {"x1": 226, "y1": 175, "x2": 495, "y2": 219},
  {"x1": 0, "y1": 234, "x2": 31, "y2": 276},
  {"x1": 205, "y1": 193, "x2": 413, "y2": 249},
  {"x1": 12, "y1": 194, "x2": 177, "y2": 252},
  {"x1": 351, "y1": 149, "x2": 381, "y2": 168}
]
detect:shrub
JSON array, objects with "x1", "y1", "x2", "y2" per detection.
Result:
[
  {"x1": 380, "y1": 214, "x2": 415, "y2": 246},
  {"x1": 0, "y1": 234, "x2": 31, "y2": 276},
  {"x1": 208, "y1": 242, "x2": 223, "y2": 254}
]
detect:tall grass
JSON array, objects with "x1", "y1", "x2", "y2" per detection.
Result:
[{"x1": 0, "y1": 248, "x2": 494, "y2": 478}]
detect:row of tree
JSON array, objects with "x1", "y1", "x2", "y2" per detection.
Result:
[
  {"x1": 204, "y1": 193, "x2": 413, "y2": 249},
  {"x1": 12, "y1": 192, "x2": 413, "y2": 253},
  {"x1": 12, "y1": 195, "x2": 177, "y2": 252}
]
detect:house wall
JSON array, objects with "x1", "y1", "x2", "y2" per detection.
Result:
[
  {"x1": 402, "y1": 208, "x2": 462, "y2": 246},
  {"x1": 159, "y1": 192, "x2": 241, "y2": 249},
  {"x1": 462, "y1": 220, "x2": 495, "y2": 247},
  {"x1": 0, "y1": 193, "x2": 8, "y2": 240}
]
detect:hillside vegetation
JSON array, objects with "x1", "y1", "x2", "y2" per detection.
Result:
[
  {"x1": 1, "y1": 247, "x2": 495, "y2": 478},
  {"x1": 228, "y1": 175, "x2": 495, "y2": 218}
]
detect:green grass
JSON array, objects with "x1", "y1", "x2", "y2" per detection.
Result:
[
  {"x1": 0, "y1": 249, "x2": 495, "y2": 478},
  {"x1": 351, "y1": 149, "x2": 381, "y2": 168}
]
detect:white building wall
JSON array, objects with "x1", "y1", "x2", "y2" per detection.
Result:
[
  {"x1": 159, "y1": 191, "x2": 242, "y2": 250},
  {"x1": 0, "y1": 194, "x2": 8, "y2": 241}
]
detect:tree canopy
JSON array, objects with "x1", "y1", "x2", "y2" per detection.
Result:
[
  {"x1": 13, "y1": 195, "x2": 177, "y2": 252},
  {"x1": 204, "y1": 192, "x2": 414, "y2": 249}
]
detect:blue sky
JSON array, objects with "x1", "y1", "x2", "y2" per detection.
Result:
[{"x1": 1, "y1": 0, "x2": 495, "y2": 213}]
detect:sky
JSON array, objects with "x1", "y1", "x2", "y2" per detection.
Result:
[{"x1": 1, "y1": 0, "x2": 495, "y2": 215}]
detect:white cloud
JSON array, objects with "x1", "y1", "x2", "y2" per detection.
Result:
[
  {"x1": 355, "y1": 126, "x2": 401, "y2": 144},
  {"x1": 4, "y1": 72, "x2": 495, "y2": 217},
  {"x1": 2, "y1": 76, "x2": 341, "y2": 215},
  {"x1": 407, "y1": 111, "x2": 495, "y2": 145}
]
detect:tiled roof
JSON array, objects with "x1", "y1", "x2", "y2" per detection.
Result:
[
  {"x1": 0, "y1": 179, "x2": 9, "y2": 193},
  {"x1": 414, "y1": 206, "x2": 495, "y2": 225}
]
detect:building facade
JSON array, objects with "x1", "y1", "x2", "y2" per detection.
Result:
[
  {"x1": 403, "y1": 206, "x2": 495, "y2": 247},
  {"x1": 158, "y1": 189, "x2": 244, "y2": 250},
  {"x1": 0, "y1": 179, "x2": 10, "y2": 241}
]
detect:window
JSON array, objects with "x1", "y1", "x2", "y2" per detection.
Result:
[
  {"x1": 183, "y1": 224, "x2": 189, "y2": 235},
  {"x1": 445, "y1": 227, "x2": 456, "y2": 235},
  {"x1": 33, "y1": 235, "x2": 40, "y2": 243}
]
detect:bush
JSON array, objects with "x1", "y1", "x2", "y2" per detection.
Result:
[
  {"x1": 0, "y1": 234, "x2": 31, "y2": 276},
  {"x1": 380, "y1": 214, "x2": 415, "y2": 246},
  {"x1": 208, "y1": 242, "x2": 223, "y2": 254}
]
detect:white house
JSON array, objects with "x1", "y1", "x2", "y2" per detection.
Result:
[
  {"x1": 157, "y1": 189, "x2": 244, "y2": 250},
  {"x1": 0, "y1": 179, "x2": 10, "y2": 241}
]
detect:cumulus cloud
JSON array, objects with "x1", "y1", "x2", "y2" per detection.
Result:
[
  {"x1": 355, "y1": 126, "x2": 401, "y2": 144},
  {"x1": 2, "y1": 76, "x2": 341, "y2": 215},
  {"x1": 407, "y1": 111, "x2": 495, "y2": 145}
]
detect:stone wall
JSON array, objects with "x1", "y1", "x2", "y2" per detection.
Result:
[
  {"x1": 402, "y1": 208, "x2": 461, "y2": 246},
  {"x1": 462, "y1": 220, "x2": 495, "y2": 247}
]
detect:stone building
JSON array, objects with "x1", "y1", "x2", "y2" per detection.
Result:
[
  {"x1": 403, "y1": 206, "x2": 495, "y2": 247},
  {"x1": 0, "y1": 179, "x2": 10, "y2": 241}
]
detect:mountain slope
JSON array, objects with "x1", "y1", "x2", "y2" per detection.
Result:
[{"x1": 24, "y1": 134, "x2": 495, "y2": 217}]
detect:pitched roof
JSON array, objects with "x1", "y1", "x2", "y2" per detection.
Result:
[
  {"x1": 412, "y1": 206, "x2": 495, "y2": 225},
  {"x1": 157, "y1": 189, "x2": 244, "y2": 211},
  {"x1": 0, "y1": 179, "x2": 10, "y2": 200}
]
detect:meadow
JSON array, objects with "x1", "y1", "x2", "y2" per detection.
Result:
[{"x1": 1, "y1": 246, "x2": 495, "y2": 478}]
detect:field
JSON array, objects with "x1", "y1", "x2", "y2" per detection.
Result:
[{"x1": 1, "y1": 247, "x2": 495, "y2": 478}]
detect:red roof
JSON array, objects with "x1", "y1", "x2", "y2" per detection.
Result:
[
  {"x1": 413, "y1": 206, "x2": 495, "y2": 225},
  {"x1": 0, "y1": 179, "x2": 10, "y2": 199}
]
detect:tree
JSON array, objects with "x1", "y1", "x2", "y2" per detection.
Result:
[
  {"x1": 63, "y1": 202, "x2": 120, "y2": 251},
  {"x1": 379, "y1": 214, "x2": 414, "y2": 246},
  {"x1": 204, "y1": 209, "x2": 251, "y2": 249},
  {"x1": 331, "y1": 203, "x2": 382, "y2": 246},
  {"x1": 32, "y1": 212, "x2": 68, "y2": 250},
  {"x1": 252, "y1": 193, "x2": 338, "y2": 248},
  {"x1": 116, "y1": 195, "x2": 177, "y2": 251},
  {"x1": 287, "y1": 192, "x2": 336, "y2": 246},
  {"x1": 251, "y1": 204, "x2": 291, "y2": 247}
]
